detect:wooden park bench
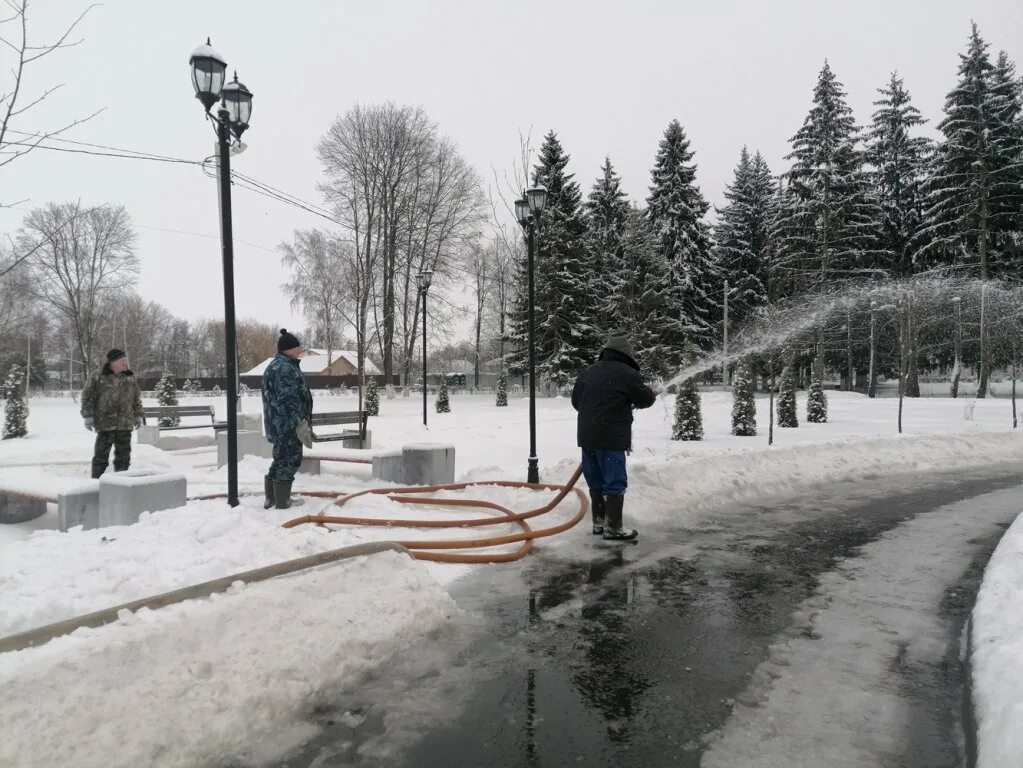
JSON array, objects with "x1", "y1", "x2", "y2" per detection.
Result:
[
  {"x1": 142, "y1": 405, "x2": 218, "y2": 431},
  {"x1": 310, "y1": 411, "x2": 369, "y2": 445}
]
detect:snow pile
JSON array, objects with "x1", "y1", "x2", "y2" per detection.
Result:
[
  {"x1": 972, "y1": 511, "x2": 1023, "y2": 768},
  {"x1": 0, "y1": 550, "x2": 459, "y2": 768}
]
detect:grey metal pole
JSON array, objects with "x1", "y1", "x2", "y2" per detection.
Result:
[
  {"x1": 723, "y1": 279, "x2": 729, "y2": 387},
  {"x1": 216, "y1": 108, "x2": 239, "y2": 507},
  {"x1": 422, "y1": 289, "x2": 428, "y2": 427},
  {"x1": 527, "y1": 219, "x2": 539, "y2": 484}
]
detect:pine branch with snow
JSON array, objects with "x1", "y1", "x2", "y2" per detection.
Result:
[
  {"x1": 2, "y1": 365, "x2": 29, "y2": 439},
  {"x1": 731, "y1": 361, "x2": 757, "y2": 436},
  {"x1": 672, "y1": 378, "x2": 703, "y2": 441}
]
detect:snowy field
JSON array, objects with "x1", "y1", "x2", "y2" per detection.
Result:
[{"x1": 1, "y1": 390, "x2": 1023, "y2": 766}]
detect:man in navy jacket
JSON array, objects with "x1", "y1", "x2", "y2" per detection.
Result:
[{"x1": 571, "y1": 331, "x2": 657, "y2": 540}]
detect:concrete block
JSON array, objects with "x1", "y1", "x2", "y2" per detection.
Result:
[
  {"x1": 0, "y1": 493, "x2": 47, "y2": 524},
  {"x1": 402, "y1": 443, "x2": 455, "y2": 487},
  {"x1": 238, "y1": 413, "x2": 262, "y2": 433},
  {"x1": 342, "y1": 430, "x2": 372, "y2": 450},
  {"x1": 217, "y1": 429, "x2": 273, "y2": 468},
  {"x1": 299, "y1": 457, "x2": 321, "y2": 475},
  {"x1": 57, "y1": 482, "x2": 101, "y2": 531},
  {"x1": 137, "y1": 425, "x2": 160, "y2": 446},
  {"x1": 371, "y1": 449, "x2": 405, "y2": 484},
  {"x1": 98, "y1": 470, "x2": 187, "y2": 528}
]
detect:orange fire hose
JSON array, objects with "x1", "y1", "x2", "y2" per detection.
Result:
[{"x1": 280, "y1": 465, "x2": 588, "y2": 564}]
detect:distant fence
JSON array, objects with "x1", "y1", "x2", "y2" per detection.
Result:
[{"x1": 134, "y1": 372, "x2": 508, "y2": 393}]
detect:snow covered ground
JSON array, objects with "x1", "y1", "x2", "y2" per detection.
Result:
[
  {"x1": 1, "y1": 389, "x2": 1022, "y2": 766},
  {"x1": 971, "y1": 509, "x2": 1023, "y2": 768}
]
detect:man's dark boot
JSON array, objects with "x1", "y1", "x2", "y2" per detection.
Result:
[
  {"x1": 602, "y1": 494, "x2": 638, "y2": 541},
  {"x1": 273, "y1": 480, "x2": 293, "y2": 510},
  {"x1": 589, "y1": 490, "x2": 606, "y2": 535},
  {"x1": 264, "y1": 476, "x2": 275, "y2": 510}
]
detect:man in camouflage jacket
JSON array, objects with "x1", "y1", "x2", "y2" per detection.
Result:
[
  {"x1": 262, "y1": 329, "x2": 314, "y2": 509},
  {"x1": 81, "y1": 349, "x2": 144, "y2": 478}
]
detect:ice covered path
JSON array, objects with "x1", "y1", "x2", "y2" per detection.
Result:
[{"x1": 271, "y1": 462, "x2": 1022, "y2": 767}]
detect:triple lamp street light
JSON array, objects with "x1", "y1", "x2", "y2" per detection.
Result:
[
  {"x1": 514, "y1": 185, "x2": 548, "y2": 485},
  {"x1": 417, "y1": 269, "x2": 434, "y2": 427},
  {"x1": 188, "y1": 38, "x2": 254, "y2": 508}
]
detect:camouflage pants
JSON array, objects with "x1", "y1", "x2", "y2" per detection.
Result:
[
  {"x1": 92, "y1": 429, "x2": 133, "y2": 478},
  {"x1": 268, "y1": 434, "x2": 303, "y2": 483}
]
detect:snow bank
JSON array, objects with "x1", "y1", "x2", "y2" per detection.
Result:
[
  {"x1": 972, "y1": 511, "x2": 1023, "y2": 768},
  {"x1": 0, "y1": 550, "x2": 459, "y2": 768}
]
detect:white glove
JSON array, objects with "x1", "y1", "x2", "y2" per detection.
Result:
[
  {"x1": 84, "y1": 417, "x2": 94, "y2": 432},
  {"x1": 296, "y1": 419, "x2": 313, "y2": 449},
  {"x1": 135, "y1": 418, "x2": 143, "y2": 430}
]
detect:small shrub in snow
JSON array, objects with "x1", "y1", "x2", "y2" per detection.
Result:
[
  {"x1": 435, "y1": 378, "x2": 450, "y2": 413},
  {"x1": 672, "y1": 378, "x2": 703, "y2": 441},
  {"x1": 731, "y1": 361, "x2": 757, "y2": 436},
  {"x1": 777, "y1": 364, "x2": 798, "y2": 428},
  {"x1": 155, "y1": 369, "x2": 180, "y2": 427},
  {"x1": 807, "y1": 366, "x2": 828, "y2": 423},
  {"x1": 2, "y1": 364, "x2": 28, "y2": 439},
  {"x1": 496, "y1": 373, "x2": 507, "y2": 407},
  {"x1": 365, "y1": 378, "x2": 380, "y2": 416}
]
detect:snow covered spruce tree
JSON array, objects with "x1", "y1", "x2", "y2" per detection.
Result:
[
  {"x1": 775, "y1": 62, "x2": 886, "y2": 294},
  {"x1": 731, "y1": 360, "x2": 757, "y2": 436},
  {"x1": 365, "y1": 377, "x2": 380, "y2": 416},
  {"x1": 509, "y1": 131, "x2": 600, "y2": 389},
  {"x1": 672, "y1": 377, "x2": 703, "y2": 441},
  {"x1": 777, "y1": 363, "x2": 799, "y2": 428},
  {"x1": 435, "y1": 377, "x2": 450, "y2": 413},
  {"x1": 154, "y1": 369, "x2": 180, "y2": 427},
  {"x1": 585, "y1": 156, "x2": 631, "y2": 336},
  {"x1": 807, "y1": 365, "x2": 828, "y2": 423},
  {"x1": 647, "y1": 120, "x2": 717, "y2": 362},
  {"x1": 919, "y1": 26, "x2": 1023, "y2": 281},
  {"x1": 2, "y1": 365, "x2": 28, "y2": 440},
  {"x1": 865, "y1": 73, "x2": 932, "y2": 276},
  {"x1": 495, "y1": 373, "x2": 507, "y2": 407},
  {"x1": 714, "y1": 148, "x2": 777, "y2": 325}
]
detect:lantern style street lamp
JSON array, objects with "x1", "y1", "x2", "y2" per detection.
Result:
[
  {"x1": 418, "y1": 270, "x2": 434, "y2": 427},
  {"x1": 516, "y1": 184, "x2": 548, "y2": 484},
  {"x1": 189, "y1": 39, "x2": 254, "y2": 508}
]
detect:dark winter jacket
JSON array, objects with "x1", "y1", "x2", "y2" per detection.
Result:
[
  {"x1": 571, "y1": 349, "x2": 657, "y2": 451},
  {"x1": 80, "y1": 364, "x2": 144, "y2": 431},
  {"x1": 261, "y1": 353, "x2": 313, "y2": 443}
]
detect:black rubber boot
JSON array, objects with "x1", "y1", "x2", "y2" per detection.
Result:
[
  {"x1": 273, "y1": 480, "x2": 293, "y2": 510},
  {"x1": 602, "y1": 494, "x2": 638, "y2": 541},
  {"x1": 589, "y1": 490, "x2": 606, "y2": 535},
  {"x1": 264, "y1": 476, "x2": 274, "y2": 510}
]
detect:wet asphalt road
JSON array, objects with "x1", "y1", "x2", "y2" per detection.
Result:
[{"x1": 277, "y1": 464, "x2": 1022, "y2": 768}]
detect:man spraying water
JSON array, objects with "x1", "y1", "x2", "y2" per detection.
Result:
[{"x1": 571, "y1": 331, "x2": 657, "y2": 541}]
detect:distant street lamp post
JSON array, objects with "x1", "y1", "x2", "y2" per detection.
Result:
[
  {"x1": 189, "y1": 39, "x2": 253, "y2": 508},
  {"x1": 418, "y1": 270, "x2": 433, "y2": 427},
  {"x1": 515, "y1": 185, "x2": 548, "y2": 484}
]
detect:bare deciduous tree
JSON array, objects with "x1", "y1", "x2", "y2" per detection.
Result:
[
  {"x1": 19, "y1": 202, "x2": 138, "y2": 368},
  {"x1": 280, "y1": 229, "x2": 345, "y2": 364}
]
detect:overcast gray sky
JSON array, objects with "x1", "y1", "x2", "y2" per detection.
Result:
[{"x1": 2, "y1": 0, "x2": 1021, "y2": 337}]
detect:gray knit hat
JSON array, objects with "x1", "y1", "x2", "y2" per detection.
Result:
[{"x1": 602, "y1": 330, "x2": 635, "y2": 360}]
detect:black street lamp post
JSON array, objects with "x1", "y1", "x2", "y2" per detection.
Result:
[
  {"x1": 418, "y1": 270, "x2": 433, "y2": 427},
  {"x1": 515, "y1": 185, "x2": 547, "y2": 484},
  {"x1": 189, "y1": 40, "x2": 253, "y2": 508}
]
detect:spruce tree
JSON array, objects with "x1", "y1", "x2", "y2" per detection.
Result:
[
  {"x1": 714, "y1": 148, "x2": 777, "y2": 323},
  {"x1": 671, "y1": 377, "x2": 703, "y2": 441},
  {"x1": 365, "y1": 377, "x2": 380, "y2": 416},
  {"x1": 777, "y1": 363, "x2": 799, "y2": 428},
  {"x1": 647, "y1": 120, "x2": 717, "y2": 360},
  {"x1": 512, "y1": 131, "x2": 601, "y2": 389},
  {"x1": 2, "y1": 365, "x2": 28, "y2": 439},
  {"x1": 919, "y1": 26, "x2": 1023, "y2": 278},
  {"x1": 807, "y1": 365, "x2": 828, "y2": 423},
  {"x1": 495, "y1": 373, "x2": 507, "y2": 407},
  {"x1": 731, "y1": 360, "x2": 757, "y2": 436},
  {"x1": 155, "y1": 369, "x2": 180, "y2": 427},
  {"x1": 435, "y1": 377, "x2": 450, "y2": 413},
  {"x1": 865, "y1": 73, "x2": 933, "y2": 276},
  {"x1": 775, "y1": 62, "x2": 886, "y2": 292},
  {"x1": 585, "y1": 157, "x2": 630, "y2": 336}
]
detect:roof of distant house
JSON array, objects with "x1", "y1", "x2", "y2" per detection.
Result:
[{"x1": 242, "y1": 350, "x2": 381, "y2": 377}]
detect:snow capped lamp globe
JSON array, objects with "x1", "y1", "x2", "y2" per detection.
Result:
[
  {"x1": 188, "y1": 38, "x2": 228, "y2": 112},
  {"x1": 526, "y1": 184, "x2": 548, "y2": 217},
  {"x1": 220, "y1": 72, "x2": 254, "y2": 140},
  {"x1": 514, "y1": 198, "x2": 530, "y2": 226}
]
